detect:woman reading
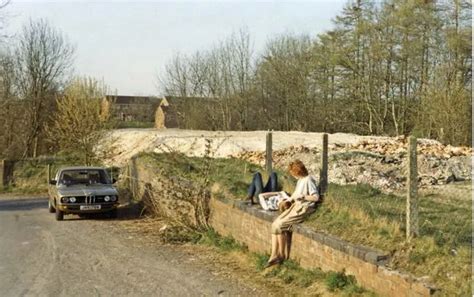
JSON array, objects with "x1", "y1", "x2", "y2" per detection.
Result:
[{"x1": 265, "y1": 159, "x2": 321, "y2": 267}]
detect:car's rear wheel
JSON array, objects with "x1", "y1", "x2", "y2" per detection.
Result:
[
  {"x1": 55, "y1": 205, "x2": 64, "y2": 221},
  {"x1": 48, "y1": 199, "x2": 55, "y2": 213}
]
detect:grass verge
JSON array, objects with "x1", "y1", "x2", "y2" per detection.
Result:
[{"x1": 198, "y1": 228, "x2": 372, "y2": 296}]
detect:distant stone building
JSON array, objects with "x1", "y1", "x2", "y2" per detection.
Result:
[
  {"x1": 102, "y1": 95, "x2": 162, "y2": 122},
  {"x1": 155, "y1": 96, "x2": 218, "y2": 130},
  {"x1": 101, "y1": 95, "x2": 218, "y2": 129}
]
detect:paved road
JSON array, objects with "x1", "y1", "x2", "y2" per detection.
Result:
[{"x1": 0, "y1": 197, "x2": 262, "y2": 297}]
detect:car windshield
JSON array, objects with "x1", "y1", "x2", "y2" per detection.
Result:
[{"x1": 59, "y1": 169, "x2": 110, "y2": 186}]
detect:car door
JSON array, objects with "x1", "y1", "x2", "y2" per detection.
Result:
[{"x1": 48, "y1": 170, "x2": 60, "y2": 205}]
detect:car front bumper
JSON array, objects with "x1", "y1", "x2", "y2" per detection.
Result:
[{"x1": 57, "y1": 203, "x2": 119, "y2": 214}]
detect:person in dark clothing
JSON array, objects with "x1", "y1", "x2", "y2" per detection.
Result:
[{"x1": 246, "y1": 172, "x2": 278, "y2": 205}]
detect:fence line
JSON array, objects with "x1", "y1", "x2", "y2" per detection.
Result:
[
  {"x1": 406, "y1": 136, "x2": 419, "y2": 240},
  {"x1": 320, "y1": 133, "x2": 328, "y2": 196},
  {"x1": 265, "y1": 131, "x2": 272, "y2": 175}
]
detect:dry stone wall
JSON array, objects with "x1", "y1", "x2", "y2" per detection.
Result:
[{"x1": 126, "y1": 156, "x2": 210, "y2": 228}]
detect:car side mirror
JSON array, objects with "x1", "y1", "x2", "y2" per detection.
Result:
[
  {"x1": 49, "y1": 180, "x2": 57, "y2": 185},
  {"x1": 111, "y1": 178, "x2": 117, "y2": 184}
]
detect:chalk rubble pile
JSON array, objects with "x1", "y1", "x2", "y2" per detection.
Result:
[{"x1": 235, "y1": 137, "x2": 471, "y2": 194}]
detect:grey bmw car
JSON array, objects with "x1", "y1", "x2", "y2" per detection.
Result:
[{"x1": 48, "y1": 167, "x2": 119, "y2": 221}]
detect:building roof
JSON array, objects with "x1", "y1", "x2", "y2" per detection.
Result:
[
  {"x1": 105, "y1": 95, "x2": 162, "y2": 105},
  {"x1": 161, "y1": 95, "x2": 218, "y2": 107}
]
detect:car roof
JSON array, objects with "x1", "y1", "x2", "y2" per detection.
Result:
[{"x1": 59, "y1": 167, "x2": 106, "y2": 171}]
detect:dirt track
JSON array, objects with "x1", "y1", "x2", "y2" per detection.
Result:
[{"x1": 0, "y1": 197, "x2": 266, "y2": 297}]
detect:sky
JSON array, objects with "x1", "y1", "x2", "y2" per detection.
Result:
[{"x1": 5, "y1": 0, "x2": 347, "y2": 95}]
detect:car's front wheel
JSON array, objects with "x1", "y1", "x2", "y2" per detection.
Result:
[
  {"x1": 55, "y1": 205, "x2": 64, "y2": 221},
  {"x1": 48, "y1": 199, "x2": 55, "y2": 213}
]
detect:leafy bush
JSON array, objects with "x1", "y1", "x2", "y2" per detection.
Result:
[{"x1": 325, "y1": 270, "x2": 359, "y2": 292}]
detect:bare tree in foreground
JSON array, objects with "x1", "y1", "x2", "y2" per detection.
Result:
[{"x1": 14, "y1": 18, "x2": 75, "y2": 158}]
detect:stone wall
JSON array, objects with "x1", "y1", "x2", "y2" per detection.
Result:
[
  {"x1": 126, "y1": 157, "x2": 210, "y2": 228},
  {"x1": 209, "y1": 197, "x2": 435, "y2": 297},
  {"x1": 111, "y1": 103, "x2": 159, "y2": 122}
]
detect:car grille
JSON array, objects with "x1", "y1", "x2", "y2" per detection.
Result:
[{"x1": 72, "y1": 196, "x2": 110, "y2": 203}]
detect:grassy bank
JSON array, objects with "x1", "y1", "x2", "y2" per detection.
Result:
[
  {"x1": 307, "y1": 183, "x2": 471, "y2": 296},
  {"x1": 138, "y1": 152, "x2": 471, "y2": 296},
  {"x1": 1, "y1": 159, "x2": 57, "y2": 194},
  {"x1": 137, "y1": 152, "x2": 296, "y2": 198},
  {"x1": 198, "y1": 229, "x2": 373, "y2": 296}
]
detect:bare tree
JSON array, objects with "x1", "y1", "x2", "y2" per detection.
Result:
[
  {"x1": 157, "y1": 28, "x2": 256, "y2": 131},
  {"x1": 0, "y1": 53, "x2": 23, "y2": 159},
  {"x1": 158, "y1": 53, "x2": 190, "y2": 97},
  {"x1": 14, "y1": 18, "x2": 75, "y2": 158}
]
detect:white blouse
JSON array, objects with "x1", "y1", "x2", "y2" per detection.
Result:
[{"x1": 291, "y1": 175, "x2": 319, "y2": 206}]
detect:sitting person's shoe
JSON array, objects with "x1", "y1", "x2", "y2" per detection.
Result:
[
  {"x1": 264, "y1": 257, "x2": 283, "y2": 268},
  {"x1": 245, "y1": 196, "x2": 256, "y2": 205}
]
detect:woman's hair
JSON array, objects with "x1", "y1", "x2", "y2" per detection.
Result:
[{"x1": 288, "y1": 159, "x2": 309, "y2": 177}]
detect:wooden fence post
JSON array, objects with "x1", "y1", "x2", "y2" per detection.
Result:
[
  {"x1": 265, "y1": 131, "x2": 272, "y2": 175},
  {"x1": 47, "y1": 164, "x2": 51, "y2": 183},
  {"x1": 406, "y1": 136, "x2": 419, "y2": 240},
  {"x1": 1, "y1": 160, "x2": 15, "y2": 187},
  {"x1": 130, "y1": 156, "x2": 139, "y2": 200},
  {"x1": 0, "y1": 160, "x2": 5, "y2": 187},
  {"x1": 319, "y1": 133, "x2": 329, "y2": 196}
]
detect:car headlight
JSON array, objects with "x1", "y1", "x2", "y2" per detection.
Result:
[
  {"x1": 111, "y1": 196, "x2": 117, "y2": 202},
  {"x1": 104, "y1": 196, "x2": 111, "y2": 202},
  {"x1": 69, "y1": 197, "x2": 76, "y2": 203},
  {"x1": 61, "y1": 197, "x2": 69, "y2": 203}
]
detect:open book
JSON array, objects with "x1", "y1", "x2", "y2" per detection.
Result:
[{"x1": 259, "y1": 191, "x2": 291, "y2": 211}]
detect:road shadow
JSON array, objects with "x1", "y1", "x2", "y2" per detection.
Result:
[
  {"x1": 0, "y1": 197, "x2": 48, "y2": 212},
  {"x1": 0, "y1": 198, "x2": 144, "y2": 223},
  {"x1": 59, "y1": 201, "x2": 145, "y2": 221}
]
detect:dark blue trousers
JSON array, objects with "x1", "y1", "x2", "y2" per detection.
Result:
[{"x1": 247, "y1": 172, "x2": 278, "y2": 199}]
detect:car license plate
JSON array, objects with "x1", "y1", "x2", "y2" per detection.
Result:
[{"x1": 80, "y1": 205, "x2": 101, "y2": 210}]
